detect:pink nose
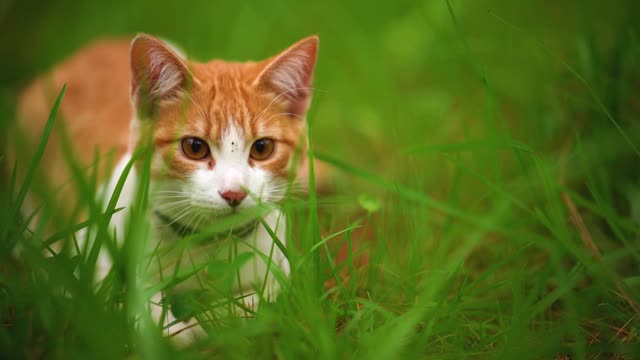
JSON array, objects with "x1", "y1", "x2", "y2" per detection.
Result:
[{"x1": 219, "y1": 190, "x2": 247, "y2": 207}]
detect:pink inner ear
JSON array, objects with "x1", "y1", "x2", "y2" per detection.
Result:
[
  {"x1": 254, "y1": 36, "x2": 319, "y2": 116},
  {"x1": 130, "y1": 34, "x2": 189, "y2": 112}
]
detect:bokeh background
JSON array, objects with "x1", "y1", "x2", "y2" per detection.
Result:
[
  {"x1": 2, "y1": 0, "x2": 639, "y2": 196},
  {"x1": 1, "y1": 0, "x2": 639, "y2": 358}
]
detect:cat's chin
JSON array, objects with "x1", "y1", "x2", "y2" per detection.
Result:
[
  {"x1": 153, "y1": 205, "x2": 262, "y2": 237},
  {"x1": 194, "y1": 203, "x2": 267, "y2": 223},
  {"x1": 192, "y1": 203, "x2": 252, "y2": 217},
  {"x1": 193, "y1": 210, "x2": 264, "y2": 237}
]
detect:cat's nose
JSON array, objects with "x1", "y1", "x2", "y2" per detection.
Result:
[{"x1": 219, "y1": 190, "x2": 247, "y2": 207}]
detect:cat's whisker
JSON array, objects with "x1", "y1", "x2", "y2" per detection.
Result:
[
  {"x1": 154, "y1": 196, "x2": 191, "y2": 202},
  {"x1": 269, "y1": 184, "x2": 305, "y2": 195},
  {"x1": 154, "y1": 193, "x2": 190, "y2": 198},
  {"x1": 263, "y1": 112, "x2": 304, "y2": 122},
  {"x1": 162, "y1": 207, "x2": 199, "y2": 231},
  {"x1": 154, "y1": 190, "x2": 192, "y2": 195},
  {"x1": 155, "y1": 201, "x2": 191, "y2": 208},
  {"x1": 196, "y1": 210, "x2": 210, "y2": 230},
  {"x1": 181, "y1": 208, "x2": 202, "y2": 234},
  {"x1": 153, "y1": 196, "x2": 192, "y2": 202},
  {"x1": 272, "y1": 182, "x2": 302, "y2": 190},
  {"x1": 164, "y1": 203, "x2": 194, "y2": 219},
  {"x1": 192, "y1": 211, "x2": 208, "y2": 232},
  {"x1": 155, "y1": 200, "x2": 192, "y2": 212}
]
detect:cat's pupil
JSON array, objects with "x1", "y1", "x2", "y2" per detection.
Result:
[
  {"x1": 191, "y1": 140, "x2": 202, "y2": 153},
  {"x1": 255, "y1": 140, "x2": 265, "y2": 153}
]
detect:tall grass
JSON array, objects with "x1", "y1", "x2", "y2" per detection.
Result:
[{"x1": 1, "y1": 0, "x2": 639, "y2": 358}]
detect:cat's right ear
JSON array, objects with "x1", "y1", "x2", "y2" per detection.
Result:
[
  {"x1": 130, "y1": 34, "x2": 192, "y2": 117},
  {"x1": 253, "y1": 35, "x2": 319, "y2": 117}
]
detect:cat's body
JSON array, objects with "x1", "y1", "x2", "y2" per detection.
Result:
[{"x1": 14, "y1": 34, "x2": 319, "y2": 339}]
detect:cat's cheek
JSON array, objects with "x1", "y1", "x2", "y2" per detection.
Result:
[
  {"x1": 246, "y1": 167, "x2": 284, "y2": 204},
  {"x1": 148, "y1": 178, "x2": 193, "y2": 218},
  {"x1": 260, "y1": 149, "x2": 291, "y2": 178}
]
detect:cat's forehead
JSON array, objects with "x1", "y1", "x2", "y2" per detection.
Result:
[
  {"x1": 192, "y1": 60, "x2": 263, "y2": 86},
  {"x1": 184, "y1": 65, "x2": 291, "y2": 137},
  {"x1": 154, "y1": 60, "x2": 303, "y2": 148},
  {"x1": 189, "y1": 87, "x2": 262, "y2": 142}
]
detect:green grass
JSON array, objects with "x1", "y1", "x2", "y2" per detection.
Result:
[{"x1": 2, "y1": 0, "x2": 640, "y2": 358}]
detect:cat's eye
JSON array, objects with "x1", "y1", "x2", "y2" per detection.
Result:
[
  {"x1": 181, "y1": 137, "x2": 210, "y2": 160},
  {"x1": 250, "y1": 138, "x2": 275, "y2": 161}
]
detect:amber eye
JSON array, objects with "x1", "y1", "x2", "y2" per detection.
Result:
[
  {"x1": 181, "y1": 137, "x2": 210, "y2": 160},
  {"x1": 250, "y1": 138, "x2": 275, "y2": 160}
]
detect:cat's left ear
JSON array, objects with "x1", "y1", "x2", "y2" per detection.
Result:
[{"x1": 253, "y1": 35, "x2": 319, "y2": 116}]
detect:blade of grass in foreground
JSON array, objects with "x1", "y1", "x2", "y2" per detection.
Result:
[
  {"x1": 4, "y1": 85, "x2": 66, "y2": 241},
  {"x1": 306, "y1": 113, "x2": 322, "y2": 295},
  {"x1": 41, "y1": 207, "x2": 124, "y2": 248},
  {"x1": 123, "y1": 134, "x2": 167, "y2": 358}
]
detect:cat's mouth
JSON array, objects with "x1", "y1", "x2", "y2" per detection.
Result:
[{"x1": 154, "y1": 210, "x2": 260, "y2": 241}]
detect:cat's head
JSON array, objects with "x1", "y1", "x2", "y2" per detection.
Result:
[{"x1": 129, "y1": 34, "x2": 318, "y2": 225}]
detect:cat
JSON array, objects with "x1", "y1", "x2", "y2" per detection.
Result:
[{"x1": 14, "y1": 33, "x2": 319, "y2": 340}]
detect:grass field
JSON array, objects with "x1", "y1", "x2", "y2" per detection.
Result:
[{"x1": 1, "y1": 0, "x2": 640, "y2": 358}]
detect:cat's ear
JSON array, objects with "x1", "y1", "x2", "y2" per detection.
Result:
[
  {"x1": 253, "y1": 35, "x2": 318, "y2": 116},
  {"x1": 130, "y1": 33, "x2": 192, "y2": 117}
]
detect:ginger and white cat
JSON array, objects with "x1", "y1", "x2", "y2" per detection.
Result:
[{"x1": 15, "y1": 33, "x2": 319, "y2": 339}]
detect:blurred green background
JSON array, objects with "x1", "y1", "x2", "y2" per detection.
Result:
[
  {"x1": 1, "y1": 0, "x2": 640, "y2": 358},
  {"x1": 2, "y1": 0, "x2": 639, "y2": 189}
]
